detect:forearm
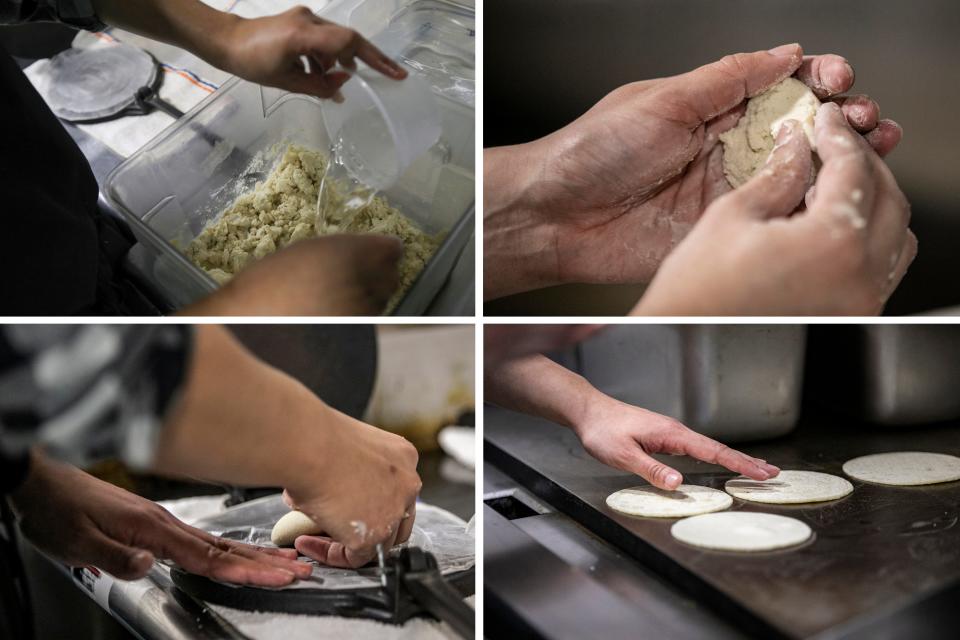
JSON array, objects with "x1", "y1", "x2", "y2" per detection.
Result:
[
  {"x1": 485, "y1": 354, "x2": 606, "y2": 432},
  {"x1": 152, "y1": 325, "x2": 334, "y2": 494},
  {"x1": 483, "y1": 144, "x2": 560, "y2": 300},
  {"x1": 92, "y1": 0, "x2": 239, "y2": 69}
]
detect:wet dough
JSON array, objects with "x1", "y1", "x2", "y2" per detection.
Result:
[
  {"x1": 720, "y1": 77, "x2": 821, "y2": 187},
  {"x1": 186, "y1": 145, "x2": 442, "y2": 311},
  {"x1": 725, "y1": 470, "x2": 853, "y2": 504},
  {"x1": 842, "y1": 452, "x2": 960, "y2": 486},
  {"x1": 271, "y1": 510, "x2": 323, "y2": 547},
  {"x1": 671, "y1": 512, "x2": 812, "y2": 552},
  {"x1": 605, "y1": 484, "x2": 732, "y2": 518}
]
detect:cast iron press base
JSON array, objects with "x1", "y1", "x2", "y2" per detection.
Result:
[{"x1": 171, "y1": 548, "x2": 474, "y2": 627}]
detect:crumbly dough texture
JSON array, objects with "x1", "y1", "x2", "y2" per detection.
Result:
[
  {"x1": 605, "y1": 484, "x2": 733, "y2": 518},
  {"x1": 271, "y1": 510, "x2": 323, "y2": 547},
  {"x1": 725, "y1": 470, "x2": 854, "y2": 505},
  {"x1": 670, "y1": 512, "x2": 812, "y2": 552},
  {"x1": 185, "y1": 145, "x2": 442, "y2": 311},
  {"x1": 720, "y1": 77, "x2": 821, "y2": 187},
  {"x1": 842, "y1": 451, "x2": 960, "y2": 486}
]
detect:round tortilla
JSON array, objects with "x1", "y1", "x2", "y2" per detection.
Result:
[
  {"x1": 842, "y1": 451, "x2": 960, "y2": 486},
  {"x1": 671, "y1": 512, "x2": 812, "y2": 552},
  {"x1": 605, "y1": 484, "x2": 732, "y2": 518},
  {"x1": 725, "y1": 470, "x2": 853, "y2": 504}
]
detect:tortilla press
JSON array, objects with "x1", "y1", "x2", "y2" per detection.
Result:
[
  {"x1": 170, "y1": 547, "x2": 475, "y2": 638},
  {"x1": 37, "y1": 42, "x2": 184, "y2": 123}
]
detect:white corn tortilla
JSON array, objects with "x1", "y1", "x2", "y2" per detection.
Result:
[
  {"x1": 671, "y1": 512, "x2": 812, "y2": 552},
  {"x1": 842, "y1": 451, "x2": 960, "y2": 486},
  {"x1": 725, "y1": 470, "x2": 854, "y2": 504},
  {"x1": 605, "y1": 484, "x2": 732, "y2": 518}
]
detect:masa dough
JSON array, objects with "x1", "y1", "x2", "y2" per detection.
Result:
[
  {"x1": 671, "y1": 512, "x2": 812, "y2": 552},
  {"x1": 725, "y1": 470, "x2": 854, "y2": 504},
  {"x1": 842, "y1": 452, "x2": 960, "y2": 486},
  {"x1": 605, "y1": 484, "x2": 732, "y2": 518},
  {"x1": 185, "y1": 145, "x2": 443, "y2": 311},
  {"x1": 720, "y1": 77, "x2": 821, "y2": 187},
  {"x1": 271, "y1": 510, "x2": 323, "y2": 547}
]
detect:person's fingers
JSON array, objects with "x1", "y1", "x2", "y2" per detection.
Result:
[
  {"x1": 883, "y1": 230, "x2": 918, "y2": 300},
  {"x1": 715, "y1": 119, "x2": 813, "y2": 220},
  {"x1": 833, "y1": 94, "x2": 879, "y2": 133},
  {"x1": 673, "y1": 430, "x2": 779, "y2": 480},
  {"x1": 616, "y1": 448, "x2": 684, "y2": 490},
  {"x1": 864, "y1": 119, "x2": 903, "y2": 158},
  {"x1": 355, "y1": 39, "x2": 407, "y2": 79},
  {"x1": 796, "y1": 54, "x2": 855, "y2": 99},
  {"x1": 808, "y1": 102, "x2": 877, "y2": 230},
  {"x1": 352, "y1": 234, "x2": 402, "y2": 307},
  {"x1": 80, "y1": 532, "x2": 155, "y2": 580},
  {"x1": 176, "y1": 522, "x2": 313, "y2": 578},
  {"x1": 662, "y1": 44, "x2": 803, "y2": 124},
  {"x1": 295, "y1": 536, "x2": 378, "y2": 569},
  {"x1": 278, "y1": 70, "x2": 346, "y2": 99},
  {"x1": 160, "y1": 525, "x2": 298, "y2": 586},
  {"x1": 395, "y1": 503, "x2": 416, "y2": 545}
]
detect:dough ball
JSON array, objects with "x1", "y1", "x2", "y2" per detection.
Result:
[
  {"x1": 720, "y1": 77, "x2": 821, "y2": 188},
  {"x1": 271, "y1": 510, "x2": 323, "y2": 546},
  {"x1": 725, "y1": 470, "x2": 853, "y2": 504},
  {"x1": 605, "y1": 484, "x2": 733, "y2": 518},
  {"x1": 671, "y1": 512, "x2": 812, "y2": 552},
  {"x1": 842, "y1": 452, "x2": 960, "y2": 486}
]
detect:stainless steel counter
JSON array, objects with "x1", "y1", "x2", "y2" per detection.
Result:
[{"x1": 484, "y1": 406, "x2": 960, "y2": 639}]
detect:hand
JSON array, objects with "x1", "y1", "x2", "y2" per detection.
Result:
[
  {"x1": 484, "y1": 43, "x2": 901, "y2": 299},
  {"x1": 575, "y1": 397, "x2": 780, "y2": 490},
  {"x1": 184, "y1": 235, "x2": 402, "y2": 316},
  {"x1": 281, "y1": 411, "x2": 421, "y2": 569},
  {"x1": 635, "y1": 101, "x2": 915, "y2": 315},
  {"x1": 9, "y1": 452, "x2": 312, "y2": 585},
  {"x1": 222, "y1": 7, "x2": 407, "y2": 99}
]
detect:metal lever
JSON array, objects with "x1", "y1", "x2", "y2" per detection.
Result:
[{"x1": 397, "y1": 548, "x2": 474, "y2": 639}]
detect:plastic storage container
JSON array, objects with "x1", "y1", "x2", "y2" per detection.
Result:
[
  {"x1": 805, "y1": 325, "x2": 960, "y2": 425},
  {"x1": 102, "y1": 0, "x2": 475, "y2": 314},
  {"x1": 573, "y1": 325, "x2": 807, "y2": 442}
]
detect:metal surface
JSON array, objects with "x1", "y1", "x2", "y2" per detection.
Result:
[
  {"x1": 484, "y1": 465, "x2": 745, "y2": 640},
  {"x1": 576, "y1": 325, "x2": 807, "y2": 442},
  {"x1": 485, "y1": 406, "x2": 960, "y2": 639},
  {"x1": 806, "y1": 325, "x2": 960, "y2": 425}
]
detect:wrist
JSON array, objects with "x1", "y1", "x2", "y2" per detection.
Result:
[
  {"x1": 204, "y1": 13, "x2": 245, "y2": 73},
  {"x1": 483, "y1": 142, "x2": 562, "y2": 299},
  {"x1": 276, "y1": 398, "x2": 342, "y2": 502}
]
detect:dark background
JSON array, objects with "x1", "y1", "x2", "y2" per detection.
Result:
[{"x1": 484, "y1": 0, "x2": 960, "y2": 315}]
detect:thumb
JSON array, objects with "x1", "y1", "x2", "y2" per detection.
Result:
[
  {"x1": 718, "y1": 119, "x2": 813, "y2": 220},
  {"x1": 663, "y1": 44, "x2": 803, "y2": 125},
  {"x1": 624, "y1": 450, "x2": 684, "y2": 491},
  {"x1": 82, "y1": 533, "x2": 155, "y2": 580}
]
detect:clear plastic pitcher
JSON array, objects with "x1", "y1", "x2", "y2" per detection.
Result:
[{"x1": 321, "y1": 65, "x2": 442, "y2": 191}]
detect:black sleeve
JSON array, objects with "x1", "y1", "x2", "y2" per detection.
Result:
[
  {"x1": 0, "y1": 0, "x2": 107, "y2": 30},
  {"x1": 0, "y1": 325, "x2": 194, "y2": 491}
]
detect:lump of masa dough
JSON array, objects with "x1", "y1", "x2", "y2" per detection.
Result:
[{"x1": 720, "y1": 77, "x2": 820, "y2": 188}]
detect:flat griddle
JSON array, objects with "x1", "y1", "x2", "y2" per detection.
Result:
[{"x1": 485, "y1": 408, "x2": 960, "y2": 639}]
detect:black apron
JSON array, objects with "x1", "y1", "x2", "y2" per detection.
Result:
[{"x1": 0, "y1": 42, "x2": 134, "y2": 315}]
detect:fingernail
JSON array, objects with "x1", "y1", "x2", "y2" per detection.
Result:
[
  {"x1": 768, "y1": 43, "x2": 800, "y2": 58},
  {"x1": 666, "y1": 472, "x2": 682, "y2": 487}
]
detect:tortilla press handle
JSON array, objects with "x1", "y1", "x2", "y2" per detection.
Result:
[
  {"x1": 135, "y1": 86, "x2": 185, "y2": 119},
  {"x1": 397, "y1": 547, "x2": 474, "y2": 639}
]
